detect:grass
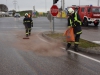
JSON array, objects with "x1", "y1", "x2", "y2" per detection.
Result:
[{"x1": 46, "y1": 32, "x2": 100, "y2": 48}]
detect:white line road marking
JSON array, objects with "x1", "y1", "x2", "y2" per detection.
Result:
[
  {"x1": 37, "y1": 35, "x2": 100, "y2": 63},
  {"x1": 33, "y1": 27, "x2": 42, "y2": 29},
  {"x1": 37, "y1": 34, "x2": 51, "y2": 44},
  {"x1": 0, "y1": 27, "x2": 19, "y2": 28},
  {"x1": 92, "y1": 41, "x2": 100, "y2": 44},
  {"x1": 0, "y1": 33, "x2": 16, "y2": 35},
  {"x1": 60, "y1": 47, "x2": 100, "y2": 64}
]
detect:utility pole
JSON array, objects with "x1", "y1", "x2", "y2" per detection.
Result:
[
  {"x1": 79, "y1": 0, "x2": 80, "y2": 6},
  {"x1": 18, "y1": 5, "x2": 20, "y2": 11},
  {"x1": 13, "y1": 0, "x2": 17, "y2": 11},
  {"x1": 33, "y1": 6, "x2": 35, "y2": 12},
  {"x1": 33, "y1": 6, "x2": 35, "y2": 17},
  {"x1": 17, "y1": 1, "x2": 20, "y2": 11},
  {"x1": 61, "y1": 0, "x2": 62, "y2": 10},
  {"x1": 53, "y1": 0, "x2": 55, "y2": 33},
  {"x1": 45, "y1": 0, "x2": 47, "y2": 12},
  {"x1": 62, "y1": 0, "x2": 65, "y2": 10},
  {"x1": 61, "y1": 0, "x2": 62, "y2": 18},
  {"x1": 6, "y1": 0, "x2": 7, "y2": 7},
  {"x1": 98, "y1": 0, "x2": 99, "y2": 6}
]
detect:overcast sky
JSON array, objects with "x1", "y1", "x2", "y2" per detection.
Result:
[{"x1": 0, "y1": 0, "x2": 99, "y2": 12}]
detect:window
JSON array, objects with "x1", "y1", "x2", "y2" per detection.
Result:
[
  {"x1": 92, "y1": 8, "x2": 100, "y2": 13},
  {"x1": 81, "y1": 8, "x2": 85, "y2": 12},
  {"x1": 88, "y1": 8, "x2": 91, "y2": 12}
]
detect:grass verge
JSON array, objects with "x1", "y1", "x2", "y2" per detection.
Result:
[{"x1": 46, "y1": 32, "x2": 100, "y2": 48}]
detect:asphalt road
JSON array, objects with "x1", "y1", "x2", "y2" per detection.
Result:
[{"x1": 0, "y1": 17, "x2": 100, "y2": 75}]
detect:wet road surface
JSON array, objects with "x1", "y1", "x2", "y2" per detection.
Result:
[{"x1": 0, "y1": 17, "x2": 100, "y2": 75}]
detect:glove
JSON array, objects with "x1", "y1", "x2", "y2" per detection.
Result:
[{"x1": 74, "y1": 21, "x2": 80, "y2": 25}]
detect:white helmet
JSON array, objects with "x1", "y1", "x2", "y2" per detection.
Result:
[
  {"x1": 25, "y1": 13, "x2": 28, "y2": 16},
  {"x1": 68, "y1": 8, "x2": 74, "y2": 14}
]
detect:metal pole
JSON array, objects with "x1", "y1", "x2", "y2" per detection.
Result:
[
  {"x1": 13, "y1": 0, "x2": 17, "y2": 11},
  {"x1": 53, "y1": 0, "x2": 54, "y2": 33},
  {"x1": 53, "y1": 17, "x2": 54, "y2": 32},
  {"x1": 62, "y1": 0, "x2": 65, "y2": 10},
  {"x1": 18, "y1": 5, "x2": 19, "y2": 11},
  {"x1": 45, "y1": 0, "x2": 47, "y2": 12},
  {"x1": 63, "y1": 0, "x2": 65, "y2": 10},
  {"x1": 98, "y1": 0, "x2": 99, "y2": 6},
  {"x1": 61, "y1": 0, "x2": 62, "y2": 8},
  {"x1": 61, "y1": 0, "x2": 62, "y2": 18},
  {"x1": 6, "y1": 0, "x2": 7, "y2": 7},
  {"x1": 79, "y1": 0, "x2": 80, "y2": 6}
]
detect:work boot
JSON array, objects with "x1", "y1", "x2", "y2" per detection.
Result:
[
  {"x1": 26, "y1": 34, "x2": 29, "y2": 37},
  {"x1": 74, "y1": 44, "x2": 79, "y2": 52},
  {"x1": 66, "y1": 43, "x2": 71, "y2": 50},
  {"x1": 29, "y1": 33, "x2": 31, "y2": 36}
]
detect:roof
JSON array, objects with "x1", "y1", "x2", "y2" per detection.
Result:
[{"x1": 67, "y1": 5, "x2": 100, "y2": 8}]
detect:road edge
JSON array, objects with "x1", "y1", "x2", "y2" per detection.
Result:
[{"x1": 41, "y1": 31, "x2": 100, "y2": 54}]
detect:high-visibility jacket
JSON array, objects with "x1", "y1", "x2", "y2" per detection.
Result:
[{"x1": 68, "y1": 12, "x2": 82, "y2": 34}]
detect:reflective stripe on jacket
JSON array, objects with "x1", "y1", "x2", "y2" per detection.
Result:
[
  {"x1": 69, "y1": 12, "x2": 82, "y2": 34},
  {"x1": 74, "y1": 12, "x2": 82, "y2": 25}
]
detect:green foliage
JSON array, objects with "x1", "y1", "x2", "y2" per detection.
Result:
[
  {"x1": 79, "y1": 39, "x2": 100, "y2": 48},
  {"x1": 17, "y1": 10, "x2": 47, "y2": 17},
  {"x1": 46, "y1": 33, "x2": 100, "y2": 48},
  {"x1": 17, "y1": 10, "x2": 32, "y2": 16}
]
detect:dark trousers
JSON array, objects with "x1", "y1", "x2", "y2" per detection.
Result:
[
  {"x1": 67, "y1": 34, "x2": 81, "y2": 49},
  {"x1": 74, "y1": 34, "x2": 80, "y2": 48},
  {"x1": 25, "y1": 24, "x2": 31, "y2": 37}
]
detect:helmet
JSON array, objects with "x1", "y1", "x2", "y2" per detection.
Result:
[
  {"x1": 68, "y1": 8, "x2": 74, "y2": 14},
  {"x1": 25, "y1": 13, "x2": 28, "y2": 16}
]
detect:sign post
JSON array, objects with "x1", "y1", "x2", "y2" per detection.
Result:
[
  {"x1": 50, "y1": 4, "x2": 58, "y2": 33},
  {"x1": 47, "y1": 11, "x2": 53, "y2": 31}
]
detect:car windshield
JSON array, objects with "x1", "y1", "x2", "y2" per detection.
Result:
[{"x1": 92, "y1": 8, "x2": 100, "y2": 13}]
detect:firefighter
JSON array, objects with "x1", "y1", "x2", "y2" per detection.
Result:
[
  {"x1": 23, "y1": 13, "x2": 33, "y2": 37},
  {"x1": 66, "y1": 8, "x2": 82, "y2": 52}
]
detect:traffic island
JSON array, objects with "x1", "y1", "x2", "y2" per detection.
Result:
[{"x1": 42, "y1": 31, "x2": 100, "y2": 54}]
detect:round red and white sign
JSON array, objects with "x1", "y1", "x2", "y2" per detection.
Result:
[{"x1": 50, "y1": 5, "x2": 59, "y2": 16}]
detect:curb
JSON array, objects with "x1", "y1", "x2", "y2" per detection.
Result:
[
  {"x1": 42, "y1": 32, "x2": 59, "y2": 42},
  {"x1": 42, "y1": 31, "x2": 100, "y2": 54}
]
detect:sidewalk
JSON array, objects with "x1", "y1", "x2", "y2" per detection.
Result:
[{"x1": 42, "y1": 31, "x2": 100, "y2": 54}]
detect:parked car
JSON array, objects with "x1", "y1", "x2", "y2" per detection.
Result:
[{"x1": 14, "y1": 13, "x2": 20, "y2": 18}]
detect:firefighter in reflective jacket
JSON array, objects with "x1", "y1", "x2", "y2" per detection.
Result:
[
  {"x1": 23, "y1": 13, "x2": 33, "y2": 37},
  {"x1": 66, "y1": 8, "x2": 82, "y2": 52}
]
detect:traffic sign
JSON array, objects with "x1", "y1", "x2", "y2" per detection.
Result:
[{"x1": 50, "y1": 5, "x2": 59, "y2": 16}]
